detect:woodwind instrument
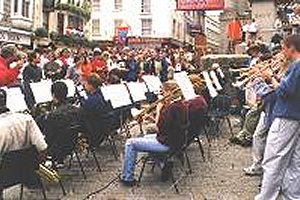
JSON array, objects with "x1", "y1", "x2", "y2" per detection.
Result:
[{"x1": 232, "y1": 53, "x2": 287, "y2": 88}]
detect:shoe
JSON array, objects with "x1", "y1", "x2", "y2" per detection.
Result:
[
  {"x1": 161, "y1": 161, "x2": 173, "y2": 182},
  {"x1": 243, "y1": 166, "x2": 263, "y2": 176},
  {"x1": 119, "y1": 179, "x2": 138, "y2": 187}
]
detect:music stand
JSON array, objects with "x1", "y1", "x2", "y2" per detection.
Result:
[
  {"x1": 210, "y1": 70, "x2": 223, "y2": 91},
  {"x1": 174, "y1": 72, "x2": 197, "y2": 100},
  {"x1": 141, "y1": 75, "x2": 162, "y2": 94},
  {"x1": 125, "y1": 82, "x2": 149, "y2": 135},
  {"x1": 30, "y1": 80, "x2": 53, "y2": 104},
  {"x1": 125, "y1": 82, "x2": 148, "y2": 103},
  {"x1": 101, "y1": 84, "x2": 133, "y2": 137},
  {"x1": 2, "y1": 86, "x2": 28, "y2": 112},
  {"x1": 202, "y1": 71, "x2": 218, "y2": 98}
]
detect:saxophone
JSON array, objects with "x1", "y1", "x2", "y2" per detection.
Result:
[{"x1": 36, "y1": 164, "x2": 61, "y2": 183}]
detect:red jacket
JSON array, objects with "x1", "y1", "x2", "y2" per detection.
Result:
[
  {"x1": 91, "y1": 58, "x2": 107, "y2": 72},
  {"x1": 0, "y1": 57, "x2": 20, "y2": 87}
]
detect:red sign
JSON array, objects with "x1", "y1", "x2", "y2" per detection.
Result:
[{"x1": 177, "y1": 0, "x2": 224, "y2": 11}]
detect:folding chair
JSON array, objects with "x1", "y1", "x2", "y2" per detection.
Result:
[
  {"x1": 66, "y1": 124, "x2": 102, "y2": 179},
  {"x1": 207, "y1": 95, "x2": 233, "y2": 137},
  {"x1": 0, "y1": 147, "x2": 65, "y2": 200},
  {"x1": 137, "y1": 124, "x2": 191, "y2": 193}
]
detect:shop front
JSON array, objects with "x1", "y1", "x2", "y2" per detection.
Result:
[{"x1": 0, "y1": 26, "x2": 32, "y2": 47}]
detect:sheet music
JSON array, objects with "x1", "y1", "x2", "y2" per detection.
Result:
[
  {"x1": 3, "y1": 87, "x2": 28, "y2": 112},
  {"x1": 210, "y1": 70, "x2": 223, "y2": 91},
  {"x1": 174, "y1": 72, "x2": 197, "y2": 100},
  {"x1": 59, "y1": 79, "x2": 76, "y2": 97},
  {"x1": 101, "y1": 84, "x2": 132, "y2": 109},
  {"x1": 202, "y1": 71, "x2": 218, "y2": 98},
  {"x1": 142, "y1": 75, "x2": 162, "y2": 94},
  {"x1": 30, "y1": 80, "x2": 53, "y2": 104},
  {"x1": 216, "y1": 67, "x2": 225, "y2": 79},
  {"x1": 126, "y1": 82, "x2": 148, "y2": 102}
]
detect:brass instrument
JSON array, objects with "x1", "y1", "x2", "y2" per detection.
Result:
[
  {"x1": 232, "y1": 53, "x2": 287, "y2": 88},
  {"x1": 36, "y1": 164, "x2": 61, "y2": 183},
  {"x1": 133, "y1": 87, "x2": 182, "y2": 121}
]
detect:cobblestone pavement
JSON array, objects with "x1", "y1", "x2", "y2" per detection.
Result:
[{"x1": 4, "y1": 120, "x2": 260, "y2": 200}]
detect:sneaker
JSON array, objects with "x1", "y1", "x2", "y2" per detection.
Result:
[
  {"x1": 161, "y1": 161, "x2": 173, "y2": 182},
  {"x1": 243, "y1": 166, "x2": 263, "y2": 176}
]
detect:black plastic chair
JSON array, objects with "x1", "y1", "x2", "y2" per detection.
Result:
[
  {"x1": 0, "y1": 147, "x2": 65, "y2": 200},
  {"x1": 137, "y1": 124, "x2": 191, "y2": 193},
  {"x1": 207, "y1": 95, "x2": 233, "y2": 137}
]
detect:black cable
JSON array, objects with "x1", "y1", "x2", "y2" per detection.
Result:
[
  {"x1": 82, "y1": 173, "x2": 121, "y2": 200},
  {"x1": 82, "y1": 158, "x2": 143, "y2": 200}
]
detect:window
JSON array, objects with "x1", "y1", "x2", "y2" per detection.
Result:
[
  {"x1": 141, "y1": 19, "x2": 152, "y2": 36},
  {"x1": 141, "y1": 0, "x2": 151, "y2": 13},
  {"x1": 14, "y1": 0, "x2": 18, "y2": 13},
  {"x1": 92, "y1": 19, "x2": 100, "y2": 35},
  {"x1": 114, "y1": 0, "x2": 122, "y2": 10},
  {"x1": 22, "y1": 0, "x2": 30, "y2": 18},
  {"x1": 92, "y1": 0, "x2": 100, "y2": 12}
]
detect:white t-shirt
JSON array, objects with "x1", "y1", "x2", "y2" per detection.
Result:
[
  {"x1": 0, "y1": 112, "x2": 47, "y2": 157},
  {"x1": 248, "y1": 22, "x2": 257, "y2": 33},
  {"x1": 242, "y1": 24, "x2": 250, "y2": 32}
]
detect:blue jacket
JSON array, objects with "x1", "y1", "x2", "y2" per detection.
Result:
[{"x1": 272, "y1": 60, "x2": 300, "y2": 121}]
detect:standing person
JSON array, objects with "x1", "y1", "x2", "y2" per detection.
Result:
[
  {"x1": 256, "y1": 35, "x2": 300, "y2": 200},
  {"x1": 0, "y1": 45, "x2": 22, "y2": 86},
  {"x1": 125, "y1": 52, "x2": 139, "y2": 82},
  {"x1": 248, "y1": 19, "x2": 258, "y2": 41},
  {"x1": 80, "y1": 54, "x2": 93, "y2": 82},
  {"x1": 65, "y1": 55, "x2": 82, "y2": 86},
  {"x1": 242, "y1": 20, "x2": 250, "y2": 42},
  {"x1": 22, "y1": 51, "x2": 42, "y2": 83}
]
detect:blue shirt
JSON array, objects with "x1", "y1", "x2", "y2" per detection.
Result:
[{"x1": 272, "y1": 60, "x2": 300, "y2": 121}]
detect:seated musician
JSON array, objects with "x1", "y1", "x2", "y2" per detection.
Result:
[
  {"x1": 81, "y1": 74, "x2": 118, "y2": 146},
  {"x1": 0, "y1": 89, "x2": 47, "y2": 197},
  {"x1": 39, "y1": 81, "x2": 79, "y2": 166},
  {"x1": 187, "y1": 75, "x2": 208, "y2": 138},
  {"x1": 121, "y1": 81, "x2": 187, "y2": 186}
]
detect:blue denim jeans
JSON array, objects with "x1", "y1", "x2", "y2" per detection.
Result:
[{"x1": 121, "y1": 134, "x2": 169, "y2": 182}]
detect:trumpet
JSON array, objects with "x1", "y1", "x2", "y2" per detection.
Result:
[
  {"x1": 36, "y1": 164, "x2": 61, "y2": 183},
  {"x1": 232, "y1": 53, "x2": 287, "y2": 88}
]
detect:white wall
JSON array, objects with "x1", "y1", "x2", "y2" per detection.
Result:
[{"x1": 91, "y1": 0, "x2": 188, "y2": 42}]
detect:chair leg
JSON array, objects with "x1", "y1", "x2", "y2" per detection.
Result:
[
  {"x1": 184, "y1": 151, "x2": 192, "y2": 174},
  {"x1": 170, "y1": 170, "x2": 179, "y2": 194},
  {"x1": 108, "y1": 136, "x2": 119, "y2": 160},
  {"x1": 37, "y1": 177, "x2": 47, "y2": 200},
  {"x1": 91, "y1": 149, "x2": 102, "y2": 172},
  {"x1": 58, "y1": 179, "x2": 67, "y2": 196},
  {"x1": 67, "y1": 153, "x2": 74, "y2": 169},
  {"x1": 196, "y1": 136, "x2": 205, "y2": 162},
  {"x1": 226, "y1": 117, "x2": 234, "y2": 137},
  {"x1": 19, "y1": 184, "x2": 24, "y2": 200},
  {"x1": 138, "y1": 157, "x2": 149, "y2": 183},
  {"x1": 74, "y1": 150, "x2": 87, "y2": 179}
]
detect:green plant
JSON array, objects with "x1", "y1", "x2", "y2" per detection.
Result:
[
  {"x1": 34, "y1": 27, "x2": 49, "y2": 38},
  {"x1": 55, "y1": 3, "x2": 91, "y2": 21}
]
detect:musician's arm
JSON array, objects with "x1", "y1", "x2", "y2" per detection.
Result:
[
  {"x1": 27, "y1": 115, "x2": 48, "y2": 162},
  {"x1": 155, "y1": 102, "x2": 164, "y2": 124},
  {"x1": 275, "y1": 66, "x2": 300, "y2": 98}
]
